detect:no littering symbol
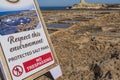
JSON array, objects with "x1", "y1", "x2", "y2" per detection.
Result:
[{"x1": 12, "y1": 65, "x2": 23, "y2": 77}]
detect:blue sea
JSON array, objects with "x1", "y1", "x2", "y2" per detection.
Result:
[
  {"x1": 0, "y1": 7, "x2": 66, "y2": 16},
  {"x1": 40, "y1": 7, "x2": 66, "y2": 10},
  {"x1": 0, "y1": 11, "x2": 21, "y2": 16},
  {"x1": 0, "y1": 10, "x2": 30, "y2": 16}
]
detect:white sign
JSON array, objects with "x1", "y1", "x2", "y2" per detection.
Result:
[{"x1": 0, "y1": 0, "x2": 55, "y2": 80}]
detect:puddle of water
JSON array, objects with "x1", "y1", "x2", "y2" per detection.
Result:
[
  {"x1": 3, "y1": 18, "x2": 31, "y2": 26},
  {"x1": 47, "y1": 23, "x2": 71, "y2": 28},
  {"x1": 0, "y1": 17, "x2": 32, "y2": 35},
  {"x1": 85, "y1": 16, "x2": 98, "y2": 19},
  {"x1": 64, "y1": 20, "x2": 84, "y2": 23},
  {"x1": 0, "y1": 25, "x2": 18, "y2": 35}
]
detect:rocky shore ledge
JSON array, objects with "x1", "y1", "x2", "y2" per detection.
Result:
[
  {"x1": 68, "y1": 3, "x2": 120, "y2": 9},
  {"x1": 35, "y1": 10, "x2": 120, "y2": 80}
]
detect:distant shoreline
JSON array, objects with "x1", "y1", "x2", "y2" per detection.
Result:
[
  {"x1": 40, "y1": 7, "x2": 120, "y2": 11},
  {"x1": 66, "y1": 8, "x2": 120, "y2": 10}
]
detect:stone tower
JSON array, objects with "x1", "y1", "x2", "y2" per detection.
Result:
[{"x1": 80, "y1": 0, "x2": 86, "y2": 4}]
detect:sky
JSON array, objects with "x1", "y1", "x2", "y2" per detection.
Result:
[
  {"x1": 37, "y1": 0, "x2": 120, "y2": 7},
  {"x1": 0, "y1": 0, "x2": 120, "y2": 12}
]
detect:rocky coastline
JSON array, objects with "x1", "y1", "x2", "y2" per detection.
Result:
[
  {"x1": 66, "y1": 0, "x2": 120, "y2": 10},
  {"x1": 35, "y1": 9, "x2": 120, "y2": 80}
]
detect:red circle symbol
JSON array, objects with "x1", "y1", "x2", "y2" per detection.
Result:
[{"x1": 12, "y1": 65, "x2": 23, "y2": 77}]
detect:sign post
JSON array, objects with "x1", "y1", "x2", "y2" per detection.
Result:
[
  {"x1": 0, "y1": 0, "x2": 62, "y2": 80},
  {"x1": 0, "y1": 58, "x2": 8, "y2": 80}
]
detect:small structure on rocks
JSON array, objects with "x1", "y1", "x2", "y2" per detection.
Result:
[{"x1": 71, "y1": 0, "x2": 107, "y2": 9}]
